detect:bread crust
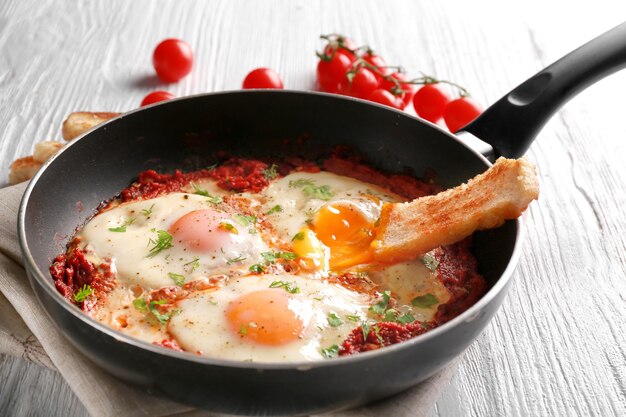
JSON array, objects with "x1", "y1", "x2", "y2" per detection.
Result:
[
  {"x1": 62, "y1": 112, "x2": 120, "y2": 141},
  {"x1": 8, "y1": 156, "x2": 42, "y2": 184},
  {"x1": 372, "y1": 157, "x2": 539, "y2": 263}
]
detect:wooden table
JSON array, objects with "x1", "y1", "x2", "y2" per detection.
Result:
[{"x1": 2, "y1": 1, "x2": 626, "y2": 416}]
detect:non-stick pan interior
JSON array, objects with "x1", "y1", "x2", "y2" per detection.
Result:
[{"x1": 24, "y1": 90, "x2": 515, "y2": 298}]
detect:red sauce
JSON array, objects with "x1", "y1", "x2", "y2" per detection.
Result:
[
  {"x1": 50, "y1": 248, "x2": 115, "y2": 312},
  {"x1": 51, "y1": 151, "x2": 488, "y2": 354}
]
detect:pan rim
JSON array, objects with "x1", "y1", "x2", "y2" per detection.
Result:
[{"x1": 17, "y1": 89, "x2": 523, "y2": 371}]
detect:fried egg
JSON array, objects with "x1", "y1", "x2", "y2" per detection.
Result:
[
  {"x1": 78, "y1": 193, "x2": 269, "y2": 289},
  {"x1": 77, "y1": 170, "x2": 451, "y2": 362},
  {"x1": 168, "y1": 274, "x2": 371, "y2": 361}
]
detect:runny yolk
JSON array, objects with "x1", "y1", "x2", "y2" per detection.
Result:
[
  {"x1": 313, "y1": 203, "x2": 376, "y2": 270},
  {"x1": 225, "y1": 290, "x2": 304, "y2": 346}
]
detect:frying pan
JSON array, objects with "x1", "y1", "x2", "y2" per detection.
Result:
[{"x1": 18, "y1": 22, "x2": 626, "y2": 416}]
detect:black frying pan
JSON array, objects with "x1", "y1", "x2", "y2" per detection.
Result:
[{"x1": 18, "y1": 22, "x2": 626, "y2": 416}]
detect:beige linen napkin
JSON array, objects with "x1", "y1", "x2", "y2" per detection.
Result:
[{"x1": 0, "y1": 182, "x2": 459, "y2": 417}]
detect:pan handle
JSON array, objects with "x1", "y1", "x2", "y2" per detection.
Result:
[{"x1": 461, "y1": 22, "x2": 626, "y2": 158}]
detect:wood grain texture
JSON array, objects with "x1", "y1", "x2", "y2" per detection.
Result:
[{"x1": 1, "y1": 0, "x2": 626, "y2": 416}]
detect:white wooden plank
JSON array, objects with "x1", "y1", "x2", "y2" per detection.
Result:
[{"x1": 1, "y1": 1, "x2": 626, "y2": 416}]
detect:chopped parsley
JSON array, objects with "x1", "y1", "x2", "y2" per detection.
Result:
[
  {"x1": 147, "y1": 230, "x2": 173, "y2": 258},
  {"x1": 108, "y1": 217, "x2": 135, "y2": 233},
  {"x1": 320, "y1": 344, "x2": 340, "y2": 359},
  {"x1": 226, "y1": 255, "x2": 247, "y2": 265},
  {"x1": 411, "y1": 293, "x2": 439, "y2": 308},
  {"x1": 361, "y1": 321, "x2": 371, "y2": 340},
  {"x1": 327, "y1": 312, "x2": 344, "y2": 327},
  {"x1": 396, "y1": 313, "x2": 416, "y2": 324},
  {"x1": 167, "y1": 272, "x2": 185, "y2": 287},
  {"x1": 346, "y1": 314, "x2": 361, "y2": 322},
  {"x1": 292, "y1": 232, "x2": 305, "y2": 241},
  {"x1": 73, "y1": 284, "x2": 94, "y2": 303},
  {"x1": 133, "y1": 298, "x2": 178, "y2": 324},
  {"x1": 249, "y1": 264, "x2": 265, "y2": 273},
  {"x1": 369, "y1": 290, "x2": 392, "y2": 315},
  {"x1": 420, "y1": 254, "x2": 439, "y2": 272},
  {"x1": 234, "y1": 214, "x2": 257, "y2": 227},
  {"x1": 140, "y1": 204, "x2": 155, "y2": 217},
  {"x1": 219, "y1": 222, "x2": 238, "y2": 234},
  {"x1": 266, "y1": 205, "x2": 283, "y2": 215},
  {"x1": 191, "y1": 182, "x2": 210, "y2": 196},
  {"x1": 289, "y1": 178, "x2": 334, "y2": 201},
  {"x1": 261, "y1": 251, "x2": 297, "y2": 263},
  {"x1": 206, "y1": 194, "x2": 223, "y2": 204},
  {"x1": 184, "y1": 256, "x2": 200, "y2": 272},
  {"x1": 269, "y1": 280, "x2": 301, "y2": 294},
  {"x1": 263, "y1": 163, "x2": 278, "y2": 180}
]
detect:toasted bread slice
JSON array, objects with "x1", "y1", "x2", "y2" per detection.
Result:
[
  {"x1": 8, "y1": 156, "x2": 43, "y2": 185},
  {"x1": 62, "y1": 112, "x2": 120, "y2": 141},
  {"x1": 371, "y1": 157, "x2": 539, "y2": 263},
  {"x1": 33, "y1": 141, "x2": 63, "y2": 163}
]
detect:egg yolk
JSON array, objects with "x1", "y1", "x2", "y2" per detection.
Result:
[
  {"x1": 169, "y1": 209, "x2": 240, "y2": 252},
  {"x1": 291, "y1": 227, "x2": 330, "y2": 271},
  {"x1": 226, "y1": 290, "x2": 304, "y2": 346},
  {"x1": 313, "y1": 203, "x2": 376, "y2": 270}
]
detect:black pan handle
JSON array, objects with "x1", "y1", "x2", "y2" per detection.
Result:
[{"x1": 461, "y1": 22, "x2": 626, "y2": 158}]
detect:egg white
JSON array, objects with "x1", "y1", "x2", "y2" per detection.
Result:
[
  {"x1": 168, "y1": 274, "x2": 372, "y2": 362},
  {"x1": 78, "y1": 193, "x2": 270, "y2": 289}
]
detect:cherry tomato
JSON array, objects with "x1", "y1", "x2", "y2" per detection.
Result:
[
  {"x1": 152, "y1": 39, "x2": 194, "y2": 83},
  {"x1": 317, "y1": 52, "x2": 353, "y2": 93},
  {"x1": 366, "y1": 88, "x2": 404, "y2": 109},
  {"x1": 340, "y1": 67, "x2": 379, "y2": 99},
  {"x1": 323, "y1": 37, "x2": 357, "y2": 62},
  {"x1": 443, "y1": 97, "x2": 483, "y2": 133},
  {"x1": 379, "y1": 72, "x2": 415, "y2": 109},
  {"x1": 242, "y1": 68, "x2": 284, "y2": 89},
  {"x1": 413, "y1": 83, "x2": 452, "y2": 123},
  {"x1": 141, "y1": 90, "x2": 175, "y2": 107}
]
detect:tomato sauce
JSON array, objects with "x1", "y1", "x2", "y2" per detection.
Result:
[{"x1": 51, "y1": 151, "x2": 488, "y2": 354}]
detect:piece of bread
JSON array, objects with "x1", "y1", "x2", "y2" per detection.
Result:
[
  {"x1": 33, "y1": 141, "x2": 63, "y2": 163},
  {"x1": 62, "y1": 112, "x2": 120, "y2": 141},
  {"x1": 371, "y1": 157, "x2": 539, "y2": 263},
  {"x1": 8, "y1": 156, "x2": 43, "y2": 185}
]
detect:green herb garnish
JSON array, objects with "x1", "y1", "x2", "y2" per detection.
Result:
[
  {"x1": 320, "y1": 344, "x2": 340, "y2": 359},
  {"x1": 191, "y1": 182, "x2": 210, "y2": 196},
  {"x1": 411, "y1": 293, "x2": 439, "y2": 308},
  {"x1": 249, "y1": 264, "x2": 265, "y2": 273},
  {"x1": 73, "y1": 284, "x2": 94, "y2": 303},
  {"x1": 263, "y1": 163, "x2": 278, "y2": 180},
  {"x1": 234, "y1": 214, "x2": 257, "y2": 227},
  {"x1": 369, "y1": 290, "x2": 392, "y2": 315},
  {"x1": 133, "y1": 298, "x2": 148, "y2": 313},
  {"x1": 219, "y1": 222, "x2": 238, "y2": 234},
  {"x1": 206, "y1": 194, "x2": 223, "y2": 204},
  {"x1": 346, "y1": 314, "x2": 361, "y2": 322},
  {"x1": 292, "y1": 232, "x2": 305, "y2": 241},
  {"x1": 361, "y1": 321, "x2": 371, "y2": 340},
  {"x1": 289, "y1": 178, "x2": 335, "y2": 201},
  {"x1": 227, "y1": 255, "x2": 247, "y2": 264},
  {"x1": 168, "y1": 272, "x2": 185, "y2": 287},
  {"x1": 266, "y1": 205, "x2": 283, "y2": 215},
  {"x1": 261, "y1": 251, "x2": 297, "y2": 263},
  {"x1": 140, "y1": 204, "x2": 155, "y2": 217},
  {"x1": 184, "y1": 256, "x2": 200, "y2": 272},
  {"x1": 148, "y1": 300, "x2": 176, "y2": 324},
  {"x1": 327, "y1": 312, "x2": 344, "y2": 327},
  {"x1": 420, "y1": 254, "x2": 439, "y2": 272},
  {"x1": 396, "y1": 313, "x2": 416, "y2": 324},
  {"x1": 147, "y1": 230, "x2": 174, "y2": 258},
  {"x1": 269, "y1": 280, "x2": 300, "y2": 294},
  {"x1": 108, "y1": 217, "x2": 135, "y2": 233}
]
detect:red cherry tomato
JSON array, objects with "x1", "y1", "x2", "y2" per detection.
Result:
[
  {"x1": 366, "y1": 88, "x2": 404, "y2": 109},
  {"x1": 317, "y1": 52, "x2": 353, "y2": 93},
  {"x1": 443, "y1": 97, "x2": 483, "y2": 133},
  {"x1": 379, "y1": 72, "x2": 415, "y2": 110},
  {"x1": 413, "y1": 83, "x2": 452, "y2": 123},
  {"x1": 141, "y1": 91, "x2": 175, "y2": 107},
  {"x1": 340, "y1": 67, "x2": 379, "y2": 99},
  {"x1": 152, "y1": 39, "x2": 194, "y2": 83},
  {"x1": 242, "y1": 68, "x2": 284, "y2": 89},
  {"x1": 323, "y1": 37, "x2": 357, "y2": 62}
]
